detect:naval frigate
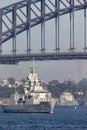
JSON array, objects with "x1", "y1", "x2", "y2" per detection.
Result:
[{"x1": 2, "y1": 61, "x2": 56, "y2": 113}]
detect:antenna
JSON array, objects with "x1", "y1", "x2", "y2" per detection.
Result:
[{"x1": 30, "y1": 58, "x2": 36, "y2": 74}]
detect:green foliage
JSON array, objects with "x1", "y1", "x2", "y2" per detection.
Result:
[
  {"x1": 17, "y1": 85, "x2": 24, "y2": 94},
  {"x1": 0, "y1": 86, "x2": 15, "y2": 98},
  {"x1": 7, "y1": 77, "x2": 15, "y2": 85},
  {"x1": 0, "y1": 85, "x2": 24, "y2": 98},
  {"x1": 21, "y1": 79, "x2": 26, "y2": 84}
]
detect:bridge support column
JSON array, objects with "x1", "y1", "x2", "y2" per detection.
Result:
[
  {"x1": 84, "y1": 0, "x2": 86, "y2": 53},
  {"x1": 70, "y1": 0, "x2": 74, "y2": 54},
  {"x1": 0, "y1": 9, "x2": 2, "y2": 56},
  {"x1": 26, "y1": 29, "x2": 31, "y2": 55},
  {"x1": 12, "y1": 5, "x2": 16, "y2": 56},
  {"x1": 27, "y1": 0, "x2": 31, "y2": 55},
  {"x1": 55, "y1": 0, "x2": 60, "y2": 54},
  {"x1": 41, "y1": 0, "x2": 45, "y2": 54}
]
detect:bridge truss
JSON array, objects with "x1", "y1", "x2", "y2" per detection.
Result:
[{"x1": 0, "y1": 0, "x2": 87, "y2": 63}]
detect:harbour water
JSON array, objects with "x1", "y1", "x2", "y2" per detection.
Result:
[{"x1": 0, "y1": 105, "x2": 87, "y2": 130}]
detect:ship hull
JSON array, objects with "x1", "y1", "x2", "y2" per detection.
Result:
[{"x1": 2, "y1": 102, "x2": 53, "y2": 113}]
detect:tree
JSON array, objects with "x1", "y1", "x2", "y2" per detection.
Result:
[
  {"x1": 7, "y1": 77, "x2": 15, "y2": 85},
  {"x1": 21, "y1": 78, "x2": 26, "y2": 84}
]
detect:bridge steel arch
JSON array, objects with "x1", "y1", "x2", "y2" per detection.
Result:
[{"x1": 0, "y1": 0, "x2": 87, "y2": 63}]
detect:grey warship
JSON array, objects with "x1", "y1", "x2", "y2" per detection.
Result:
[{"x1": 2, "y1": 61, "x2": 56, "y2": 113}]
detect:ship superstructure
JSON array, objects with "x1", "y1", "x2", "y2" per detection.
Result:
[{"x1": 60, "y1": 92, "x2": 78, "y2": 106}]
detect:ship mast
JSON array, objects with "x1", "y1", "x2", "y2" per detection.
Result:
[
  {"x1": 27, "y1": 60, "x2": 37, "y2": 91},
  {"x1": 31, "y1": 59, "x2": 36, "y2": 74}
]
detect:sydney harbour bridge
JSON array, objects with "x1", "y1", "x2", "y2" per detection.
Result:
[{"x1": 0, "y1": 0, "x2": 87, "y2": 64}]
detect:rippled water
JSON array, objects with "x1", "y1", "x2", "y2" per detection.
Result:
[{"x1": 0, "y1": 106, "x2": 87, "y2": 130}]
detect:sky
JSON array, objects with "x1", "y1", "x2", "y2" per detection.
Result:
[{"x1": 0, "y1": 1, "x2": 87, "y2": 83}]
